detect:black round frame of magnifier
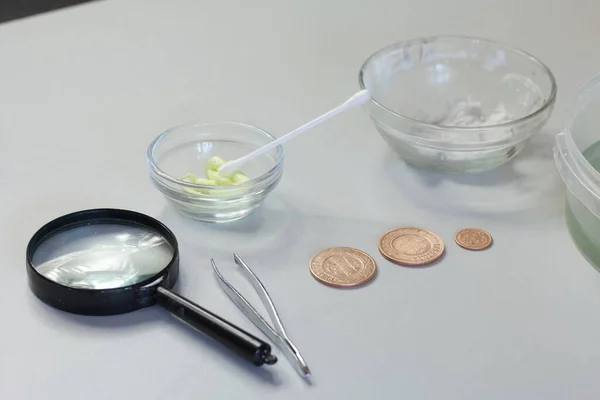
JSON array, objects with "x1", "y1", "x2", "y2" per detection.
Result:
[{"x1": 25, "y1": 208, "x2": 180, "y2": 316}]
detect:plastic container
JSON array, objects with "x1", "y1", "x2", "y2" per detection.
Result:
[{"x1": 554, "y1": 73, "x2": 600, "y2": 269}]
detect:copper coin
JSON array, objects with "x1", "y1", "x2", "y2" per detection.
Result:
[
  {"x1": 309, "y1": 247, "x2": 377, "y2": 288},
  {"x1": 455, "y1": 228, "x2": 493, "y2": 250},
  {"x1": 378, "y1": 227, "x2": 445, "y2": 266}
]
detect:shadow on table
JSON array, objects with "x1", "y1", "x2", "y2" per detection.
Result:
[
  {"x1": 156, "y1": 193, "x2": 305, "y2": 268},
  {"x1": 31, "y1": 296, "x2": 282, "y2": 385},
  {"x1": 381, "y1": 129, "x2": 566, "y2": 223}
]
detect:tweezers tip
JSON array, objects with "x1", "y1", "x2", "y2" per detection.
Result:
[{"x1": 301, "y1": 367, "x2": 312, "y2": 380}]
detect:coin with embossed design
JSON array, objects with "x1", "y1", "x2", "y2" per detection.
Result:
[
  {"x1": 309, "y1": 247, "x2": 377, "y2": 288},
  {"x1": 455, "y1": 228, "x2": 493, "y2": 250},
  {"x1": 378, "y1": 227, "x2": 445, "y2": 266}
]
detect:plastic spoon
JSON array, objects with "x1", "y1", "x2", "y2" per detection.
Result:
[{"x1": 218, "y1": 89, "x2": 371, "y2": 174}]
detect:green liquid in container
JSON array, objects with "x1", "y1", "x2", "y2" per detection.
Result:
[{"x1": 565, "y1": 140, "x2": 600, "y2": 271}]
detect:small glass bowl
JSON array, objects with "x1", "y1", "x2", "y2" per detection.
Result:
[
  {"x1": 146, "y1": 121, "x2": 284, "y2": 223},
  {"x1": 359, "y1": 35, "x2": 557, "y2": 173}
]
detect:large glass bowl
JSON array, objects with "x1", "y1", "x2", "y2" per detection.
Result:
[
  {"x1": 359, "y1": 35, "x2": 557, "y2": 173},
  {"x1": 146, "y1": 121, "x2": 284, "y2": 222}
]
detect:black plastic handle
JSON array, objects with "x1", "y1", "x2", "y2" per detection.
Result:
[{"x1": 155, "y1": 286, "x2": 277, "y2": 366}]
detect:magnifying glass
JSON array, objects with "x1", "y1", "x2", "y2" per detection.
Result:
[{"x1": 25, "y1": 208, "x2": 278, "y2": 368}]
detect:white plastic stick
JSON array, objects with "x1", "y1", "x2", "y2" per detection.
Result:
[{"x1": 218, "y1": 89, "x2": 371, "y2": 174}]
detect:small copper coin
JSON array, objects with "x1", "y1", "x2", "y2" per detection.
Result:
[
  {"x1": 309, "y1": 247, "x2": 377, "y2": 288},
  {"x1": 455, "y1": 228, "x2": 493, "y2": 250},
  {"x1": 378, "y1": 227, "x2": 445, "y2": 266}
]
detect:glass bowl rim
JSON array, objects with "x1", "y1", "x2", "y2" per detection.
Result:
[
  {"x1": 358, "y1": 34, "x2": 558, "y2": 132},
  {"x1": 146, "y1": 120, "x2": 284, "y2": 191}
]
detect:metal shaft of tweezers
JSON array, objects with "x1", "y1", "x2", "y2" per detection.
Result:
[{"x1": 211, "y1": 254, "x2": 311, "y2": 379}]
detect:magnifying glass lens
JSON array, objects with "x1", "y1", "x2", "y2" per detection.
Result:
[{"x1": 31, "y1": 223, "x2": 174, "y2": 290}]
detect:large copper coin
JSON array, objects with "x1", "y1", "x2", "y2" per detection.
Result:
[
  {"x1": 455, "y1": 228, "x2": 493, "y2": 250},
  {"x1": 309, "y1": 247, "x2": 377, "y2": 288},
  {"x1": 378, "y1": 227, "x2": 445, "y2": 266}
]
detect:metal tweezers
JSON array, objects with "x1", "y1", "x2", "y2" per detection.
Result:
[{"x1": 211, "y1": 253, "x2": 311, "y2": 379}]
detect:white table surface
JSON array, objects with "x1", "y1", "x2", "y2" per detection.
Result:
[{"x1": 2, "y1": 0, "x2": 600, "y2": 398}]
